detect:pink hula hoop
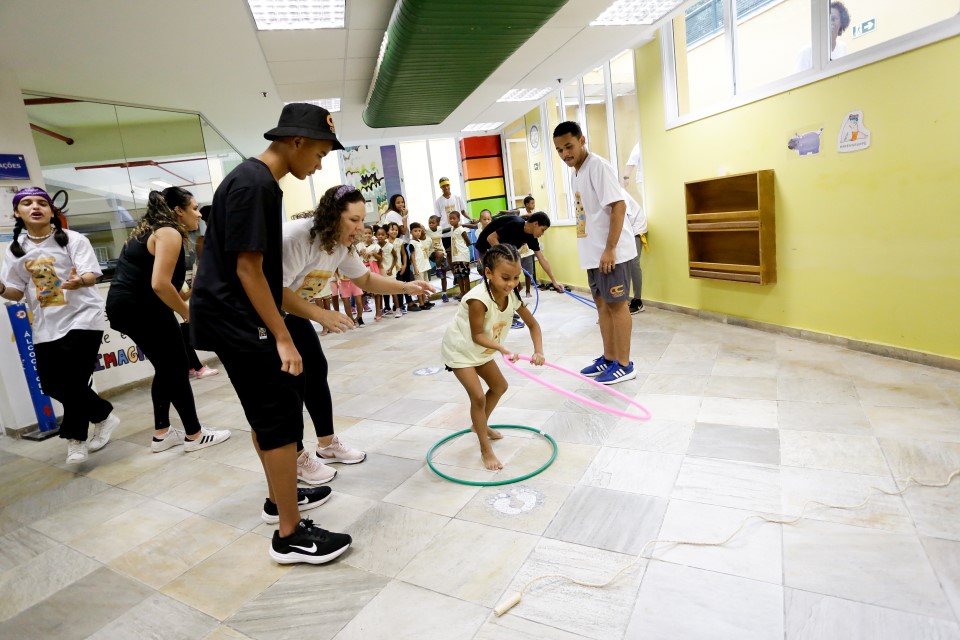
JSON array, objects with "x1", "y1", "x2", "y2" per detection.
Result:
[{"x1": 501, "y1": 354, "x2": 652, "y2": 421}]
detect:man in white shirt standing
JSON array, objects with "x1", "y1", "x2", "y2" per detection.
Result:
[
  {"x1": 554, "y1": 121, "x2": 637, "y2": 385},
  {"x1": 434, "y1": 176, "x2": 477, "y2": 268}
]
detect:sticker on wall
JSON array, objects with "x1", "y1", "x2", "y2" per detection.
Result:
[
  {"x1": 787, "y1": 128, "x2": 823, "y2": 156},
  {"x1": 528, "y1": 123, "x2": 541, "y2": 152},
  {"x1": 838, "y1": 110, "x2": 871, "y2": 153}
]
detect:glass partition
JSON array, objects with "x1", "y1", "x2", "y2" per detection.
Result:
[
  {"x1": 583, "y1": 65, "x2": 610, "y2": 160},
  {"x1": 611, "y1": 50, "x2": 642, "y2": 202},
  {"x1": 23, "y1": 95, "x2": 244, "y2": 280}
]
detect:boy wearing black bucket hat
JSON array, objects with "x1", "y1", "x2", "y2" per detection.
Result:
[{"x1": 191, "y1": 103, "x2": 352, "y2": 564}]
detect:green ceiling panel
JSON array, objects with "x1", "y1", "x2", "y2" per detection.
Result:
[{"x1": 363, "y1": 0, "x2": 570, "y2": 128}]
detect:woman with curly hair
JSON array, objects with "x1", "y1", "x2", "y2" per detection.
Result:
[
  {"x1": 281, "y1": 184, "x2": 434, "y2": 484},
  {"x1": 0, "y1": 187, "x2": 119, "y2": 465},
  {"x1": 106, "y1": 188, "x2": 230, "y2": 454}
]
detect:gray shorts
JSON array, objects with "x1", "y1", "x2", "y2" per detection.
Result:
[
  {"x1": 587, "y1": 261, "x2": 632, "y2": 304},
  {"x1": 520, "y1": 255, "x2": 535, "y2": 277}
]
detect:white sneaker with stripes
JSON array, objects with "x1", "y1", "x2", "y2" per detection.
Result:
[{"x1": 184, "y1": 427, "x2": 231, "y2": 452}]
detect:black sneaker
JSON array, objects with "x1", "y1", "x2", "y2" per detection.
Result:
[
  {"x1": 270, "y1": 518, "x2": 351, "y2": 565},
  {"x1": 261, "y1": 486, "x2": 332, "y2": 524},
  {"x1": 408, "y1": 304, "x2": 422, "y2": 312},
  {"x1": 629, "y1": 299, "x2": 645, "y2": 314}
]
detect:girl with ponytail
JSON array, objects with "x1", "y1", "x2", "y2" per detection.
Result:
[
  {"x1": 439, "y1": 243, "x2": 545, "y2": 470},
  {"x1": 106, "y1": 189, "x2": 230, "y2": 454},
  {"x1": 0, "y1": 187, "x2": 119, "y2": 464}
]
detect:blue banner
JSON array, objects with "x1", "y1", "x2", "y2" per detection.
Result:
[
  {"x1": 0, "y1": 154, "x2": 30, "y2": 180},
  {"x1": 6, "y1": 304, "x2": 58, "y2": 432}
]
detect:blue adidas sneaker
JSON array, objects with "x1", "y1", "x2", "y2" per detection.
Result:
[
  {"x1": 580, "y1": 355, "x2": 614, "y2": 377},
  {"x1": 596, "y1": 361, "x2": 636, "y2": 385}
]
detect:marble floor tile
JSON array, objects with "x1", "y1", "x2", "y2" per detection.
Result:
[
  {"x1": 604, "y1": 418, "x2": 693, "y2": 454},
  {"x1": 456, "y1": 480, "x2": 573, "y2": 535},
  {"x1": 161, "y1": 533, "x2": 291, "y2": 621},
  {"x1": 0, "y1": 527, "x2": 60, "y2": 573},
  {"x1": 784, "y1": 588, "x2": 960, "y2": 640},
  {"x1": 488, "y1": 406, "x2": 556, "y2": 430},
  {"x1": 651, "y1": 499, "x2": 783, "y2": 584},
  {"x1": 0, "y1": 543, "x2": 101, "y2": 621},
  {"x1": 0, "y1": 459, "x2": 75, "y2": 508},
  {"x1": 697, "y1": 397, "x2": 778, "y2": 429},
  {"x1": 780, "y1": 430, "x2": 890, "y2": 476},
  {"x1": 781, "y1": 467, "x2": 913, "y2": 532},
  {"x1": 327, "y1": 453, "x2": 423, "y2": 500},
  {"x1": 544, "y1": 485, "x2": 668, "y2": 555},
  {"x1": 372, "y1": 425, "x2": 457, "y2": 460},
  {"x1": 777, "y1": 377, "x2": 859, "y2": 405},
  {"x1": 640, "y1": 373, "x2": 709, "y2": 396},
  {"x1": 777, "y1": 400, "x2": 873, "y2": 435},
  {"x1": 580, "y1": 448, "x2": 684, "y2": 497},
  {"x1": 109, "y1": 514, "x2": 246, "y2": 589},
  {"x1": 538, "y1": 411, "x2": 619, "y2": 445},
  {"x1": 855, "y1": 379, "x2": 953, "y2": 409},
  {"x1": 334, "y1": 420, "x2": 412, "y2": 452},
  {"x1": 227, "y1": 564, "x2": 389, "y2": 640},
  {"x1": 705, "y1": 375, "x2": 778, "y2": 400},
  {"x1": 30, "y1": 486, "x2": 148, "y2": 543},
  {"x1": 334, "y1": 393, "x2": 402, "y2": 419},
  {"x1": 687, "y1": 423, "x2": 780, "y2": 465},
  {"x1": 782, "y1": 519, "x2": 953, "y2": 619},
  {"x1": 472, "y1": 614, "x2": 590, "y2": 640},
  {"x1": 711, "y1": 354, "x2": 779, "y2": 378},
  {"x1": 653, "y1": 358, "x2": 717, "y2": 375},
  {"x1": 902, "y1": 479, "x2": 960, "y2": 540},
  {"x1": 383, "y1": 466, "x2": 485, "y2": 516},
  {"x1": 660, "y1": 342, "x2": 721, "y2": 362},
  {"x1": 431, "y1": 431, "x2": 528, "y2": 470},
  {"x1": 87, "y1": 592, "x2": 219, "y2": 639},
  {"x1": 85, "y1": 444, "x2": 188, "y2": 485},
  {"x1": 368, "y1": 397, "x2": 445, "y2": 425},
  {"x1": 632, "y1": 392, "x2": 703, "y2": 424},
  {"x1": 66, "y1": 499, "x2": 193, "y2": 562},
  {"x1": 194, "y1": 435, "x2": 265, "y2": 474},
  {"x1": 203, "y1": 626, "x2": 255, "y2": 640},
  {"x1": 333, "y1": 580, "x2": 488, "y2": 640},
  {"x1": 503, "y1": 537, "x2": 646, "y2": 640},
  {"x1": 341, "y1": 502, "x2": 448, "y2": 577},
  {"x1": 672, "y1": 457, "x2": 782, "y2": 513},
  {"x1": 398, "y1": 519, "x2": 538, "y2": 606},
  {"x1": 117, "y1": 455, "x2": 211, "y2": 497},
  {"x1": 923, "y1": 536, "x2": 960, "y2": 621},
  {"x1": 506, "y1": 440, "x2": 598, "y2": 486},
  {"x1": 879, "y1": 437, "x2": 960, "y2": 487},
  {"x1": 154, "y1": 464, "x2": 263, "y2": 513},
  {"x1": 414, "y1": 403, "x2": 474, "y2": 430},
  {"x1": 865, "y1": 406, "x2": 960, "y2": 443},
  {"x1": 200, "y1": 481, "x2": 271, "y2": 532},
  {"x1": 625, "y1": 560, "x2": 784, "y2": 640},
  {"x1": 0, "y1": 566, "x2": 153, "y2": 640}
]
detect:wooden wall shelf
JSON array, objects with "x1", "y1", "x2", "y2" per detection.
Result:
[{"x1": 685, "y1": 170, "x2": 775, "y2": 285}]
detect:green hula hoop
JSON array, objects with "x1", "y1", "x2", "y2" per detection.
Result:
[{"x1": 426, "y1": 424, "x2": 558, "y2": 486}]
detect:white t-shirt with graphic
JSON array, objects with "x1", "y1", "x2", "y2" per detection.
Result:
[
  {"x1": 435, "y1": 194, "x2": 467, "y2": 220},
  {"x1": 281, "y1": 218, "x2": 367, "y2": 300},
  {"x1": 413, "y1": 238, "x2": 431, "y2": 273},
  {"x1": 572, "y1": 152, "x2": 639, "y2": 270},
  {"x1": 379, "y1": 239, "x2": 396, "y2": 274},
  {"x1": 424, "y1": 227, "x2": 444, "y2": 251},
  {"x1": 0, "y1": 230, "x2": 106, "y2": 343},
  {"x1": 441, "y1": 283, "x2": 524, "y2": 368},
  {"x1": 449, "y1": 227, "x2": 471, "y2": 263}
]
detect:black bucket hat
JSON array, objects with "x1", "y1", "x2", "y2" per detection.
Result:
[{"x1": 264, "y1": 103, "x2": 345, "y2": 150}]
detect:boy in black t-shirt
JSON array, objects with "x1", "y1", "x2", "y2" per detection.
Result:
[{"x1": 191, "y1": 103, "x2": 351, "y2": 565}]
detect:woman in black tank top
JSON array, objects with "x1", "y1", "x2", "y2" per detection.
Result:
[{"x1": 106, "y1": 190, "x2": 230, "y2": 454}]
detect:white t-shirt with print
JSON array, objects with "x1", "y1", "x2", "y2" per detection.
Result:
[
  {"x1": 435, "y1": 194, "x2": 467, "y2": 220},
  {"x1": 0, "y1": 230, "x2": 106, "y2": 343},
  {"x1": 281, "y1": 218, "x2": 367, "y2": 301},
  {"x1": 440, "y1": 283, "x2": 524, "y2": 368},
  {"x1": 413, "y1": 238, "x2": 431, "y2": 273},
  {"x1": 424, "y1": 227, "x2": 444, "y2": 251},
  {"x1": 572, "y1": 152, "x2": 639, "y2": 270},
  {"x1": 379, "y1": 239, "x2": 396, "y2": 274},
  {"x1": 449, "y1": 227, "x2": 471, "y2": 263}
]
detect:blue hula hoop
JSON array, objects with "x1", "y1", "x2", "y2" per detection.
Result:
[
  {"x1": 521, "y1": 267, "x2": 539, "y2": 315},
  {"x1": 564, "y1": 290, "x2": 598, "y2": 310}
]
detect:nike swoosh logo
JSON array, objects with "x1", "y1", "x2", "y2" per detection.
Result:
[
  {"x1": 290, "y1": 543, "x2": 317, "y2": 553},
  {"x1": 298, "y1": 497, "x2": 309, "y2": 505}
]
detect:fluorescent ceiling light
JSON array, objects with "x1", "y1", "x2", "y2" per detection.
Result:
[
  {"x1": 287, "y1": 98, "x2": 341, "y2": 112},
  {"x1": 462, "y1": 122, "x2": 504, "y2": 132},
  {"x1": 590, "y1": 0, "x2": 685, "y2": 26},
  {"x1": 497, "y1": 88, "x2": 552, "y2": 103},
  {"x1": 247, "y1": 0, "x2": 345, "y2": 30},
  {"x1": 150, "y1": 180, "x2": 173, "y2": 189}
]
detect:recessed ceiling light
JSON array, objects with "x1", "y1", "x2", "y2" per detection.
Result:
[
  {"x1": 287, "y1": 98, "x2": 341, "y2": 112},
  {"x1": 590, "y1": 0, "x2": 685, "y2": 26},
  {"x1": 496, "y1": 88, "x2": 552, "y2": 103},
  {"x1": 462, "y1": 122, "x2": 504, "y2": 132},
  {"x1": 247, "y1": 0, "x2": 345, "y2": 30}
]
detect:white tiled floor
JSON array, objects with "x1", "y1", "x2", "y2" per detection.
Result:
[{"x1": 2, "y1": 293, "x2": 960, "y2": 639}]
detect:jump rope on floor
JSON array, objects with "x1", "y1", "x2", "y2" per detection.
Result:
[{"x1": 490, "y1": 270, "x2": 960, "y2": 616}]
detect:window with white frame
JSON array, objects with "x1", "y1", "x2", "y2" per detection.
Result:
[{"x1": 665, "y1": 0, "x2": 960, "y2": 123}]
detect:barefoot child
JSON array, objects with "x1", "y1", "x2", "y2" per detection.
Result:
[{"x1": 440, "y1": 244, "x2": 544, "y2": 470}]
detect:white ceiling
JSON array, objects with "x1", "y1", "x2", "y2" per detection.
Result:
[{"x1": 0, "y1": 0, "x2": 676, "y2": 157}]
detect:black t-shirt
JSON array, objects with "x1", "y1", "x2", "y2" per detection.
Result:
[
  {"x1": 475, "y1": 215, "x2": 540, "y2": 254},
  {"x1": 190, "y1": 158, "x2": 283, "y2": 352}
]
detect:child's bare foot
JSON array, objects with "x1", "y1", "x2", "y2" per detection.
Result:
[
  {"x1": 481, "y1": 450, "x2": 503, "y2": 470},
  {"x1": 486, "y1": 427, "x2": 503, "y2": 440}
]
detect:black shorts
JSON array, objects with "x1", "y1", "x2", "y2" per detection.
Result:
[
  {"x1": 452, "y1": 261, "x2": 471, "y2": 278},
  {"x1": 216, "y1": 348, "x2": 303, "y2": 451}
]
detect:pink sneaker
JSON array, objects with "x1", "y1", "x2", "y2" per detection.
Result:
[
  {"x1": 317, "y1": 435, "x2": 366, "y2": 465},
  {"x1": 194, "y1": 366, "x2": 219, "y2": 379},
  {"x1": 297, "y1": 448, "x2": 337, "y2": 484}
]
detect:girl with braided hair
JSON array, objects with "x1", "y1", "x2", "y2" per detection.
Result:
[
  {"x1": 0, "y1": 187, "x2": 119, "y2": 464},
  {"x1": 440, "y1": 243, "x2": 545, "y2": 470}
]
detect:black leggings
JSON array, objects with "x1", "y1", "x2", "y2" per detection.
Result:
[
  {"x1": 108, "y1": 306, "x2": 201, "y2": 435},
  {"x1": 180, "y1": 321, "x2": 204, "y2": 371},
  {"x1": 35, "y1": 329, "x2": 113, "y2": 441},
  {"x1": 284, "y1": 314, "x2": 334, "y2": 450}
]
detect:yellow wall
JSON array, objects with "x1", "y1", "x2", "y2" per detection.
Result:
[
  {"x1": 524, "y1": 106, "x2": 549, "y2": 211},
  {"x1": 635, "y1": 34, "x2": 960, "y2": 359}
]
